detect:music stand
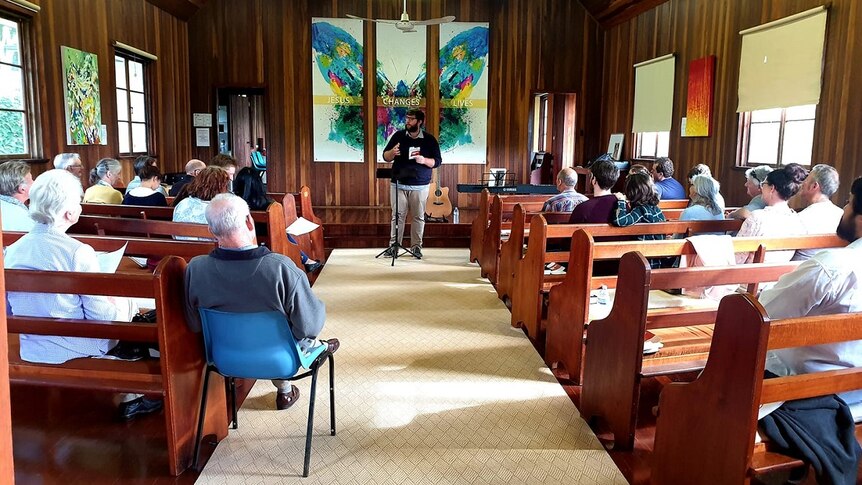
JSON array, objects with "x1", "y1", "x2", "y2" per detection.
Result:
[{"x1": 376, "y1": 166, "x2": 419, "y2": 266}]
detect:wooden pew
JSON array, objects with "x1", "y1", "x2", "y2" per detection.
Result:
[
  {"x1": 652, "y1": 293, "x2": 862, "y2": 484},
  {"x1": 544, "y1": 229, "x2": 847, "y2": 385},
  {"x1": 497, "y1": 211, "x2": 742, "y2": 302},
  {"x1": 77, "y1": 202, "x2": 303, "y2": 269},
  {"x1": 3, "y1": 232, "x2": 215, "y2": 262},
  {"x1": 580, "y1": 251, "x2": 800, "y2": 450},
  {"x1": 268, "y1": 186, "x2": 326, "y2": 262},
  {"x1": 469, "y1": 190, "x2": 578, "y2": 268},
  {"x1": 476, "y1": 196, "x2": 691, "y2": 281},
  {"x1": 4, "y1": 257, "x2": 228, "y2": 476}
]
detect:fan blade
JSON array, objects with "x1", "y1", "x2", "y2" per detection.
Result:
[
  {"x1": 346, "y1": 14, "x2": 399, "y2": 24},
  {"x1": 411, "y1": 15, "x2": 456, "y2": 26}
]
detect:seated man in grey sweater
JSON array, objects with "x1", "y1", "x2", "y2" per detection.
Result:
[{"x1": 184, "y1": 193, "x2": 339, "y2": 410}]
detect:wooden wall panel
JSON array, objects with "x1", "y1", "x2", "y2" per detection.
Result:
[
  {"x1": 16, "y1": 0, "x2": 191, "y2": 180},
  {"x1": 187, "y1": 0, "x2": 602, "y2": 208},
  {"x1": 599, "y1": 0, "x2": 862, "y2": 207}
]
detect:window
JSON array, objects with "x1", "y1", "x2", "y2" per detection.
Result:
[
  {"x1": 737, "y1": 104, "x2": 816, "y2": 167},
  {"x1": 635, "y1": 131, "x2": 669, "y2": 159},
  {"x1": 0, "y1": 14, "x2": 35, "y2": 158},
  {"x1": 115, "y1": 51, "x2": 150, "y2": 155}
]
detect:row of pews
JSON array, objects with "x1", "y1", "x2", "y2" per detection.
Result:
[
  {"x1": 2, "y1": 187, "x2": 326, "y2": 476},
  {"x1": 471, "y1": 190, "x2": 862, "y2": 483}
]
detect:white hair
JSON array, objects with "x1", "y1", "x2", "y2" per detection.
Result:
[
  {"x1": 690, "y1": 175, "x2": 724, "y2": 215},
  {"x1": 28, "y1": 169, "x2": 83, "y2": 226},
  {"x1": 205, "y1": 193, "x2": 250, "y2": 237},
  {"x1": 808, "y1": 164, "x2": 840, "y2": 198},
  {"x1": 53, "y1": 153, "x2": 81, "y2": 170},
  {"x1": 745, "y1": 165, "x2": 773, "y2": 188}
]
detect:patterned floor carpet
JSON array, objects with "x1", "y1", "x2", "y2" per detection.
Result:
[{"x1": 198, "y1": 248, "x2": 625, "y2": 484}]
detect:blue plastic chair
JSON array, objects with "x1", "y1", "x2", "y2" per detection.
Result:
[
  {"x1": 193, "y1": 309, "x2": 336, "y2": 477},
  {"x1": 250, "y1": 151, "x2": 267, "y2": 171}
]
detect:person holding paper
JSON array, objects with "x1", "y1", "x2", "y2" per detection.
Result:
[
  {"x1": 4, "y1": 170, "x2": 162, "y2": 421},
  {"x1": 233, "y1": 167, "x2": 322, "y2": 272},
  {"x1": 381, "y1": 108, "x2": 442, "y2": 260}
]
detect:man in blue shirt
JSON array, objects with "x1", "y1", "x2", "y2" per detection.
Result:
[{"x1": 651, "y1": 157, "x2": 686, "y2": 200}]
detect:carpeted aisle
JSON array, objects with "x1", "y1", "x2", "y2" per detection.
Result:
[{"x1": 198, "y1": 248, "x2": 625, "y2": 484}]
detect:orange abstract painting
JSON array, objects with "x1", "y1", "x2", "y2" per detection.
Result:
[{"x1": 685, "y1": 56, "x2": 715, "y2": 137}]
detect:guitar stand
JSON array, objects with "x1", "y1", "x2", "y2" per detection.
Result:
[{"x1": 424, "y1": 214, "x2": 448, "y2": 223}]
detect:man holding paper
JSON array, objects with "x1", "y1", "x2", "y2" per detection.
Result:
[{"x1": 381, "y1": 109, "x2": 442, "y2": 259}]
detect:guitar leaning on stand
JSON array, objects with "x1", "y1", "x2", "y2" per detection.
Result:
[{"x1": 424, "y1": 167, "x2": 453, "y2": 222}]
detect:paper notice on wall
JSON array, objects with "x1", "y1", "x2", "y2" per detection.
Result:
[{"x1": 286, "y1": 217, "x2": 320, "y2": 236}]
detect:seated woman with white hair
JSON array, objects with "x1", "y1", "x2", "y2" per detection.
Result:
[
  {"x1": 681, "y1": 175, "x2": 725, "y2": 222},
  {"x1": 4, "y1": 169, "x2": 162, "y2": 420}
]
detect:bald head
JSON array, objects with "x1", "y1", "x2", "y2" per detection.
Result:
[
  {"x1": 557, "y1": 167, "x2": 578, "y2": 189},
  {"x1": 185, "y1": 159, "x2": 206, "y2": 175}
]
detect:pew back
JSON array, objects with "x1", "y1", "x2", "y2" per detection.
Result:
[
  {"x1": 652, "y1": 293, "x2": 862, "y2": 484},
  {"x1": 4, "y1": 257, "x2": 228, "y2": 475}
]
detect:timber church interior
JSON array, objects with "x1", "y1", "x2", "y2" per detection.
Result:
[{"x1": 1, "y1": 0, "x2": 862, "y2": 483}]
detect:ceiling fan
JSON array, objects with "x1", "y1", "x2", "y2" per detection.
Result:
[{"x1": 347, "y1": 0, "x2": 455, "y2": 33}]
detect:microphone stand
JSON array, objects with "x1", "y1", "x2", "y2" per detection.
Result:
[{"x1": 375, "y1": 167, "x2": 418, "y2": 266}]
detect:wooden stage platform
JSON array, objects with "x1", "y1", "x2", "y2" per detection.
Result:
[{"x1": 316, "y1": 207, "x2": 477, "y2": 249}]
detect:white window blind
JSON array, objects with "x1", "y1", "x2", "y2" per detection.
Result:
[
  {"x1": 632, "y1": 54, "x2": 675, "y2": 133},
  {"x1": 737, "y1": 6, "x2": 827, "y2": 113}
]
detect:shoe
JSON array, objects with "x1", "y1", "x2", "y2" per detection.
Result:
[
  {"x1": 320, "y1": 338, "x2": 340, "y2": 354},
  {"x1": 544, "y1": 262, "x2": 566, "y2": 275},
  {"x1": 276, "y1": 385, "x2": 300, "y2": 410},
  {"x1": 119, "y1": 397, "x2": 163, "y2": 421},
  {"x1": 381, "y1": 246, "x2": 397, "y2": 258},
  {"x1": 304, "y1": 260, "x2": 323, "y2": 273},
  {"x1": 411, "y1": 246, "x2": 423, "y2": 259}
]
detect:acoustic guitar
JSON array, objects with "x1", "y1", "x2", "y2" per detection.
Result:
[{"x1": 425, "y1": 168, "x2": 453, "y2": 219}]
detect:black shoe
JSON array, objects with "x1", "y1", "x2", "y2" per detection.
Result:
[
  {"x1": 411, "y1": 246, "x2": 423, "y2": 259},
  {"x1": 381, "y1": 246, "x2": 397, "y2": 258},
  {"x1": 119, "y1": 397, "x2": 163, "y2": 421},
  {"x1": 304, "y1": 260, "x2": 322, "y2": 273}
]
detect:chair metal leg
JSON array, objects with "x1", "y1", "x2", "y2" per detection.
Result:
[
  {"x1": 193, "y1": 367, "x2": 212, "y2": 470},
  {"x1": 229, "y1": 377, "x2": 238, "y2": 429},
  {"x1": 328, "y1": 355, "x2": 336, "y2": 436},
  {"x1": 303, "y1": 365, "x2": 320, "y2": 478}
]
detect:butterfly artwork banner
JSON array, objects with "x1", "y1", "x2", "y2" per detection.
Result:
[
  {"x1": 61, "y1": 46, "x2": 104, "y2": 145},
  {"x1": 311, "y1": 18, "x2": 365, "y2": 162},
  {"x1": 375, "y1": 24, "x2": 426, "y2": 160},
  {"x1": 439, "y1": 23, "x2": 489, "y2": 164}
]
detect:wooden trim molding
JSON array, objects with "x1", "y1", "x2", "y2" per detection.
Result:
[
  {"x1": 3, "y1": 0, "x2": 39, "y2": 13},
  {"x1": 112, "y1": 41, "x2": 158, "y2": 62}
]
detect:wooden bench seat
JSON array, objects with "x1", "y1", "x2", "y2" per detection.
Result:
[
  {"x1": 3, "y1": 232, "x2": 216, "y2": 262},
  {"x1": 580, "y1": 251, "x2": 802, "y2": 450},
  {"x1": 470, "y1": 189, "x2": 689, "y2": 277},
  {"x1": 498, "y1": 209, "x2": 741, "y2": 301},
  {"x1": 652, "y1": 293, "x2": 862, "y2": 484},
  {"x1": 4, "y1": 257, "x2": 227, "y2": 476},
  {"x1": 76, "y1": 202, "x2": 304, "y2": 269},
  {"x1": 542, "y1": 227, "x2": 847, "y2": 385}
]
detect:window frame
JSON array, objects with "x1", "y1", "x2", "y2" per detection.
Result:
[
  {"x1": 113, "y1": 48, "x2": 153, "y2": 157},
  {"x1": 0, "y1": 10, "x2": 40, "y2": 160},
  {"x1": 736, "y1": 105, "x2": 817, "y2": 168},
  {"x1": 634, "y1": 131, "x2": 670, "y2": 159}
]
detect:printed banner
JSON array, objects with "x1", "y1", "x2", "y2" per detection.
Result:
[
  {"x1": 61, "y1": 46, "x2": 103, "y2": 145},
  {"x1": 439, "y1": 23, "x2": 489, "y2": 164},
  {"x1": 375, "y1": 24, "x2": 426, "y2": 160},
  {"x1": 311, "y1": 18, "x2": 364, "y2": 162}
]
